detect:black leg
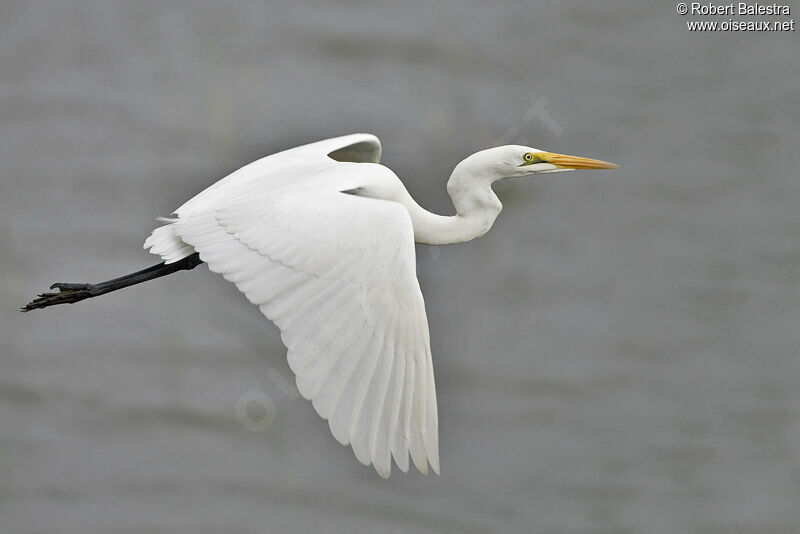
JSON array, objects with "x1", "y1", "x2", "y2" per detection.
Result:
[{"x1": 21, "y1": 253, "x2": 203, "y2": 312}]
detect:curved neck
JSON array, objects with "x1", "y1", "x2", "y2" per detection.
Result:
[{"x1": 399, "y1": 163, "x2": 503, "y2": 245}]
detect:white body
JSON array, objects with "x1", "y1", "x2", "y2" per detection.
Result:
[{"x1": 144, "y1": 133, "x2": 616, "y2": 477}]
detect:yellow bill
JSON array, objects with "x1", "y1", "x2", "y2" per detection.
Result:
[{"x1": 537, "y1": 152, "x2": 618, "y2": 170}]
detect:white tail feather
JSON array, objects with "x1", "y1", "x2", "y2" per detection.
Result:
[{"x1": 143, "y1": 219, "x2": 196, "y2": 264}]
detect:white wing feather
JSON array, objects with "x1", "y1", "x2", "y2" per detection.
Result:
[{"x1": 144, "y1": 134, "x2": 439, "y2": 477}]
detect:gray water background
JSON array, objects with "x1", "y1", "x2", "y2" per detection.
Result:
[{"x1": 2, "y1": 1, "x2": 799, "y2": 532}]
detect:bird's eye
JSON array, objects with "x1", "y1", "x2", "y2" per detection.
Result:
[{"x1": 523, "y1": 153, "x2": 533, "y2": 162}]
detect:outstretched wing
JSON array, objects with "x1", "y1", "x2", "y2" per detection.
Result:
[{"x1": 166, "y1": 165, "x2": 439, "y2": 478}]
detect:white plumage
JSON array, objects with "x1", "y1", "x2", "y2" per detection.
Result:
[
  {"x1": 140, "y1": 133, "x2": 617, "y2": 477},
  {"x1": 145, "y1": 134, "x2": 438, "y2": 477}
]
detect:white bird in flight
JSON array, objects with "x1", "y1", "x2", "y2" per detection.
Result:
[{"x1": 23, "y1": 133, "x2": 617, "y2": 477}]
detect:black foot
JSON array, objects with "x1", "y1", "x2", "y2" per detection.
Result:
[
  {"x1": 21, "y1": 283, "x2": 98, "y2": 312},
  {"x1": 21, "y1": 253, "x2": 204, "y2": 313}
]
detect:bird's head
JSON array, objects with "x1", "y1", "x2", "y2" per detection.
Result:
[
  {"x1": 445, "y1": 144, "x2": 619, "y2": 237},
  {"x1": 455, "y1": 145, "x2": 617, "y2": 182},
  {"x1": 504, "y1": 145, "x2": 618, "y2": 177}
]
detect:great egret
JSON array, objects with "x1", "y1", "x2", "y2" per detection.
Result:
[{"x1": 23, "y1": 133, "x2": 617, "y2": 477}]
